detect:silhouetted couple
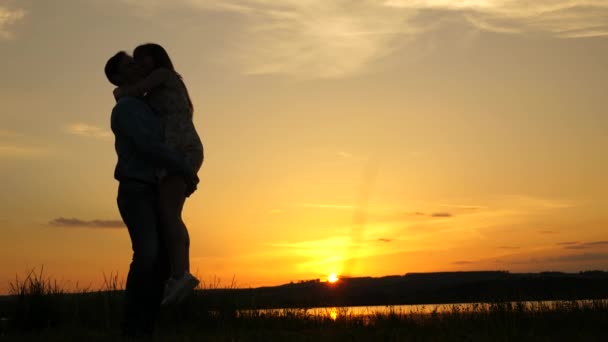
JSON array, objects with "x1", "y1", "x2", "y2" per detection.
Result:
[{"x1": 104, "y1": 43, "x2": 204, "y2": 338}]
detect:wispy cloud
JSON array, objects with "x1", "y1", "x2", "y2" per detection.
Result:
[
  {"x1": 378, "y1": 238, "x2": 393, "y2": 243},
  {"x1": 498, "y1": 246, "x2": 520, "y2": 250},
  {"x1": 473, "y1": 3, "x2": 608, "y2": 38},
  {"x1": 378, "y1": 210, "x2": 454, "y2": 222},
  {"x1": 430, "y1": 212, "x2": 453, "y2": 218},
  {"x1": 267, "y1": 236, "x2": 355, "y2": 251},
  {"x1": 546, "y1": 252, "x2": 608, "y2": 263},
  {"x1": 505, "y1": 195, "x2": 576, "y2": 209},
  {"x1": 1, "y1": 129, "x2": 48, "y2": 158},
  {"x1": 386, "y1": 0, "x2": 608, "y2": 38},
  {"x1": 563, "y1": 241, "x2": 608, "y2": 250},
  {"x1": 0, "y1": 5, "x2": 25, "y2": 40},
  {"x1": 196, "y1": 0, "x2": 424, "y2": 78},
  {"x1": 117, "y1": 0, "x2": 436, "y2": 78},
  {"x1": 439, "y1": 203, "x2": 487, "y2": 210},
  {"x1": 118, "y1": 1, "x2": 608, "y2": 78},
  {"x1": 65, "y1": 123, "x2": 112, "y2": 140},
  {"x1": 452, "y1": 260, "x2": 474, "y2": 265},
  {"x1": 49, "y1": 217, "x2": 124, "y2": 229},
  {"x1": 0, "y1": 144, "x2": 47, "y2": 158},
  {"x1": 295, "y1": 203, "x2": 354, "y2": 209}
]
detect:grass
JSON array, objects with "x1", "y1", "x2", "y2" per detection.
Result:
[{"x1": 1, "y1": 268, "x2": 607, "y2": 341}]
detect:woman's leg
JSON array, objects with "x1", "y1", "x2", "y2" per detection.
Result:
[
  {"x1": 183, "y1": 149, "x2": 203, "y2": 275},
  {"x1": 184, "y1": 223, "x2": 190, "y2": 273},
  {"x1": 158, "y1": 175, "x2": 188, "y2": 278}
]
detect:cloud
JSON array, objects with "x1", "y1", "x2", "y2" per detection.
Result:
[
  {"x1": 197, "y1": 0, "x2": 425, "y2": 78},
  {"x1": 467, "y1": 2, "x2": 608, "y2": 38},
  {"x1": 386, "y1": 0, "x2": 608, "y2": 38},
  {"x1": 557, "y1": 241, "x2": 579, "y2": 246},
  {"x1": 117, "y1": 1, "x2": 608, "y2": 78},
  {"x1": 490, "y1": 245, "x2": 608, "y2": 269},
  {"x1": 380, "y1": 211, "x2": 452, "y2": 222},
  {"x1": 505, "y1": 195, "x2": 576, "y2": 210},
  {"x1": 430, "y1": 212, "x2": 453, "y2": 218},
  {"x1": 365, "y1": 210, "x2": 462, "y2": 232},
  {"x1": 452, "y1": 260, "x2": 474, "y2": 265},
  {"x1": 497, "y1": 246, "x2": 520, "y2": 250},
  {"x1": 1, "y1": 129, "x2": 48, "y2": 159},
  {"x1": 65, "y1": 123, "x2": 112, "y2": 140},
  {"x1": 0, "y1": 5, "x2": 25, "y2": 40},
  {"x1": 378, "y1": 238, "x2": 393, "y2": 243},
  {"x1": 585, "y1": 241, "x2": 608, "y2": 247},
  {"x1": 295, "y1": 203, "x2": 354, "y2": 209},
  {"x1": 439, "y1": 203, "x2": 486, "y2": 210},
  {"x1": 117, "y1": 0, "x2": 435, "y2": 78},
  {"x1": 564, "y1": 245, "x2": 587, "y2": 250},
  {"x1": 0, "y1": 144, "x2": 47, "y2": 158},
  {"x1": 563, "y1": 241, "x2": 608, "y2": 250},
  {"x1": 267, "y1": 236, "x2": 356, "y2": 250},
  {"x1": 546, "y1": 252, "x2": 608, "y2": 263},
  {"x1": 49, "y1": 217, "x2": 125, "y2": 229}
]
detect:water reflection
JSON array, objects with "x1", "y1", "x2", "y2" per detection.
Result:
[
  {"x1": 243, "y1": 299, "x2": 607, "y2": 321},
  {"x1": 329, "y1": 308, "x2": 338, "y2": 321}
]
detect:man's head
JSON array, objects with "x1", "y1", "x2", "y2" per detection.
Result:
[{"x1": 104, "y1": 51, "x2": 140, "y2": 86}]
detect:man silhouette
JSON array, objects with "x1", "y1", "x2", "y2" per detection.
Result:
[{"x1": 104, "y1": 51, "x2": 198, "y2": 338}]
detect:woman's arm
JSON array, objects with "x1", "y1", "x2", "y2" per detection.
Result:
[{"x1": 113, "y1": 68, "x2": 175, "y2": 99}]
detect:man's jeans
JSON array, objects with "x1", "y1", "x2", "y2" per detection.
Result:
[{"x1": 117, "y1": 180, "x2": 169, "y2": 336}]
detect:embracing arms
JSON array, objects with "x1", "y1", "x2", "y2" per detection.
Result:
[
  {"x1": 111, "y1": 97, "x2": 198, "y2": 193},
  {"x1": 113, "y1": 68, "x2": 175, "y2": 99}
]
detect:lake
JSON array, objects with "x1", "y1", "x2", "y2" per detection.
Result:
[{"x1": 242, "y1": 299, "x2": 607, "y2": 320}]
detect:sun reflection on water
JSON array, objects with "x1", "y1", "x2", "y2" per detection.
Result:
[{"x1": 329, "y1": 308, "x2": 338, "y2": 321}]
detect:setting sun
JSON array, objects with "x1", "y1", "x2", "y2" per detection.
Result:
[{"x1": 328, "y1": 274, "x2": 339, "y2": 283}]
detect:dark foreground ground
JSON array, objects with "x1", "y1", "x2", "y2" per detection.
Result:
[
  {"x1": 2, "y1": 294, "x2": 607, "y2": 341},
  {"x1": 1, "y1": 270, "x2": 608, "y2": 341}
]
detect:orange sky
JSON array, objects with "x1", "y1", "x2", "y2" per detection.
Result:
[{"x1": 1, "y1": 0, "x2": 607, "y2": 294}]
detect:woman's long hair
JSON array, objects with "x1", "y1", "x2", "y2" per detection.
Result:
[{"x1": 134, "y1": 43, "x2": 193, "y2": 111}]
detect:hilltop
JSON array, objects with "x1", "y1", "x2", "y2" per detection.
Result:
[{"x1": 200, "y1": 270, "x2": 608, "y2": 309}]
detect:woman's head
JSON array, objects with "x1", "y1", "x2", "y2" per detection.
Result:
[
  {"x1": 133, "y1": 43, "x2": 175, "y2": 75},
  {"x1": 134, "y1": 43, "x2": 194, "y2": 110}
]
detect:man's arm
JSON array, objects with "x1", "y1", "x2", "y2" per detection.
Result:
[
  {"x1": 111, "y1": 97, "x2": 197, "y2": 183},
  {"x1": 113, "y1": 68, "x2": 174, "y2": 99}
]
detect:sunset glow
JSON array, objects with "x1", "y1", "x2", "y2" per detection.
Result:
[
  {"x1": 0, "y1": 1, "x2": 607, "y2": 294},
  {"x1": 328, "y1": 274, "x2": 339, "y2": 283}
]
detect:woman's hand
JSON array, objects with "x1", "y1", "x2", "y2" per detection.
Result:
[{"x1": 185, "y1": 174, "x2": 199, "y2": 197}]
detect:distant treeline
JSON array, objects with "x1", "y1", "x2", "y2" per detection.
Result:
[{"x1": 200, "y1": 271, "x2": 608, "y2": 309}]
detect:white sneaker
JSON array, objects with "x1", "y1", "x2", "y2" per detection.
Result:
[
  {"x1": 161, "y1": 277, "x2": 179, "y2": 306},
  {"x1": 161, "y1": 272, "x2": 199, "y2": 306},
  {"x1": 176, "y1": 272, "x2": 200, "y2": 303}
]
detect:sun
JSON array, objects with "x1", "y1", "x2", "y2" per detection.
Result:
[{"x1": 328, "y1": 273, "x2": 339, "y2": 283}]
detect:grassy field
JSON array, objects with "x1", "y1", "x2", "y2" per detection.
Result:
[{"x1": 1, "y1": 269, "x2": 607, "y2": 341}]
